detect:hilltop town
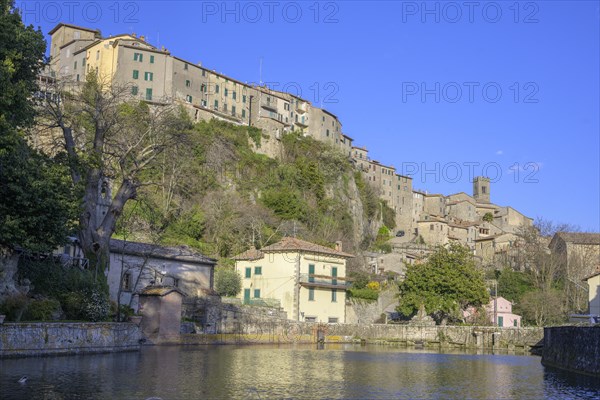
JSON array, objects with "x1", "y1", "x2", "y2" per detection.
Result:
[{"x1": 44, "y1": 23, "x2": 535, "y2": 268}]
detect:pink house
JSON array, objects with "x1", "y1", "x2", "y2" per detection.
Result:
[
  {"x1": 485, "y1": 296, "x2": 521, "y2": 328},
  {"x1": 463, "y1": 296, "x2": 522, "y2": 327}
]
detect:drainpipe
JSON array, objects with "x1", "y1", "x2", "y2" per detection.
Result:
[
  {"x1": 294, "y1": 253, "x2": 301, "y2": 321},
  {"x1": 248, "y1": 95, "x2": 254, "y2": 126}
]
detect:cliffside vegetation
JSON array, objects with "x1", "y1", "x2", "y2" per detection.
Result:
[{"x1": 115, "y1": 120, "x2": 395, "y2": 263}]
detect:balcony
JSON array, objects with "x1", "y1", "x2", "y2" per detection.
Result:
[
  {"x1": 260, "y1": 97, "x2": 277, "y2": 111},
  {"x1": 294, "y1": 116, "x2": 309, "y2": 128},
  {"x1": 295, "y1": 101, "x2": 308, "y2": 114},
  {"x1": 299, "y1": 273, "x2": 350, "y2": 289}
]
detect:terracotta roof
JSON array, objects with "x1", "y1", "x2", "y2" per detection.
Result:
[
  {"x1": 232, "y1": 248, "x2": 265, "y2": 261},
  {"x1": 49, "y1": 23, "x2": 100, "y2": 35},
  {"x1": 260, "y1": 237, "x2": 354, "y2": 258},
  {"x1": 110, "y1": 239, "x2": 216, "y2": 265},
  {"x1": 138, "y1": 286, "x2": 186, "y2": 297},
  {"x1": 556, "y1": 232, "x2": 600, "y2": 245}
]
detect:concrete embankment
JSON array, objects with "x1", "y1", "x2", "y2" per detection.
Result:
[
  {"x1": 0, "y1": 322, "x2": 142, "y2": 358},
  {"x1": 542, "y1": 326, "x2": 600, "y2": 376},
  {"x1": 177, "y1": 321, "x2": 543, "y2": 352}
]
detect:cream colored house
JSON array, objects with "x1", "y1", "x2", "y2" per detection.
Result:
[
  {"x1": 233, "y1": 237, "x2": 353, "y2": 323},
  {"x1": 584, "y1": 267, "x2": 600, "y2": 317}
]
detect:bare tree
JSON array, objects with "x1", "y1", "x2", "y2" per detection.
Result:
[{"x1": 33, "y1": 73, "x2": 192, "y2": 278}]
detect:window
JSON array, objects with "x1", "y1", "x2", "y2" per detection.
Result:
[
  {"x1": 326, "y1": 129, "x2": 330, "y2": 136},
  {"x1": 242, "y1": 95, "x2": 246, "y2": 103},
  {"x1": 214, "y1": 100, "x2": 218, "y2": 109},
  {"x1": 482, "y1": 186, "x2": 487, "y2": 194},
  {"x1": 513, "y1": 319, "x2": 518, "y2": 327},
  {"x1": 132, "y1": 70, "x2": 139, "y2": 79},
  {"x1": 308, "y1": 287, "x2": 315, "y2": 301},
  {"x1": 144, "y1": 72, "x2": 153, "y2": 81},
  {"x1": 242, "y1": 109, "x2": 246, "y2": 118},
  {"x1": 232, "y1": 91, "x2": 236, "y2": 100},
  {"x1": 224, "y1": 88, "x2": 228, "y2": 97},
  {"x1": 202, "y1": 70, "x2": 206, "y2": 77},
  {"x1": 184, "y1": 63, "x2": 188, "y2": 70},
  {"x1": 308, "y1": 264, "x2": 315, "y2": 283},
  {"x1": 328, "y1": 317, "x2": 338, "y2": 324},
  {"x1": 131, "y1": 86, "x2": 138, "y2": 95},
  {"x1": 254, "y1": 289, "x2": 261, "y2": 298},
  {"x1": 201, "y1": 84, "x2": 206, "y2": 92},
  {"x1": 331, "y1": 289, "x2": 337, "y2": 302},
  {"x1": 133, "y1": 52, "x2": 143, "y2": 62},
  {"x1": 254, "y1": 266, "x2": 262, "y2": 275},
  {"x1": 174, "y1": 278, "x2": 180, "y2": 287},
  {"x1": 215, "y1": 84, "x2": 219, "y2": 93},
  {"x1": 122, "y1": 272, "x2": 132, "y2": 292},
  {"x1": 74, "y1": 61, "x2": 77, "y2": 70},
  {"x1": 245, "y1": 267, "x2": 251, "y2": 278},
  {"x1": 76, "y1": 74, "x2": 80, "y2": 82},
  {"x1": 430, "y1": 224, "x2": 434, "y2": 231},
  {"x1": 232, "y1": 105, "x2": 236, "y2": 116},
  {"x1": 332, "y1": 267, "x2": 338, "y2": 285},
  {"x1": 145, "y1": 88, "x2": 153, "y2": 100},
  {"x1": 150, "y1": 55, "x2": 154, "y2": 64},
  {"x1": 82, "y1": 57, "x2": 86, "y2": 67},
  {"x1": 305, "y1": 316, "x2": 316, "y2": 322},
  {"x1": 186, "y1": 95, "x2": 192, "y2": 103},
  {"x1": 186, "y1": 80, "x2": 191, "y2": 87}
]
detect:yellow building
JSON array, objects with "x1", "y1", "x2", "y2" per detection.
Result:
[
  {"x1": 233, "y1": 237, "x2": 353, "y2": 323},
  {"x1": 584, "y1": 267, "x2": 600, "y2": 317}
]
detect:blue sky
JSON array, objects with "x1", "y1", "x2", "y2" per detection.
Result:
[{"x1": 19, "y1": 1, "x2": 600, "y2": 231}]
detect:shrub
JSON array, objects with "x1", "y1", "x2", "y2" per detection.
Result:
[
  {"x1": 348, "y1": 287, "x2": 379, "y2": 301},
  {"x1": 215, "y1": 267, "x2": 242, "y2": 297},
  {"x1": 366, "y1": 281, "x2": 380, "y2": 291},
  {"x1": 22, "y1": 298, "x2": 62, "y2": 321},
  {"x1": 82, "y1": 289, "x2": 110, "y2": 322},
  {"x1": 0, "y1": 293, "x2": 29, "y2": 321}
]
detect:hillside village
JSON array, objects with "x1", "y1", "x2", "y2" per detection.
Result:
[{"x1": 2, "y1": 20, "x2": 599, "y2": 329}]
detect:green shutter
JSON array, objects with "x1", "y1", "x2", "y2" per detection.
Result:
[
  {"x1": 254, "y1": 266, "x2": 261, "y2": 275},
  {"x1": 244, "y1": 289, "x2": 251, "y2": 304},
  {"x1": 254, "y1": 289, "x2": 260, "y2": 298},
  {"x1": 245, "y1": 267, "x2": 251, "y2": 278},
  {"x1": 145, "y1": 88, "x2": 152, "y2": 101},
  {"x1": 332, "y1": 267, "x2": 337, "y2": 285},
  {"x1": 309, "y1": 288, "x2": 314, "y2": 301},
  {"x1": 308, "y1": 264, "x2": 315, "y2": 283},
  {"x1": 133, "y1": 70, "x2": 139, "y2": 79},
  {"x1": 332, "y1": 289, "x2": 337, "y2": 302},
  {"x1": 150, "y1": 55, "x2": 154, "y2": 64}
]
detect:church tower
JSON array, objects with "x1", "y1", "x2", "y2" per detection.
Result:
[{"x1": 473, "y1": 176, "x2": 490, "y2": 203}]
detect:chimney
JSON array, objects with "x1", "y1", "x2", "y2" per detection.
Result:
[
  {"x1": 140, "y1": 35, "x2": 145, "y2": 42},
  {"x1": 335, "y1": 241, "x2": 343, "y2": 252},
  {"x1": 132, "y1": 33, "x2": 137, "y2": 38}
]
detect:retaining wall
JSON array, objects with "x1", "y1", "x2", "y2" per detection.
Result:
[
  {"x1": 0, "y1": 322, "x2": 142, "y2": 358},
  {"x1": 542, "y1": 325, "x2": 600, "y2": 376}
]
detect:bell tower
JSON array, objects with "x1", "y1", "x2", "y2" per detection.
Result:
[{"x1": 473, "y1": 176, "x2": 490, "y2": 203}]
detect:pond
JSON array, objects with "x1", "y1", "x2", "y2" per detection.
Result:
[{"x1": 1, "y1": 344, "x2": 599, "y2": 399}]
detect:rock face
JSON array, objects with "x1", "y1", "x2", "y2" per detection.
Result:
[
  {"x1": 0, "y1": 248, "x2": 21, "y2": 302},
  {"x1": 542, "y1": 326, "x2": 600, "y2": 376}
]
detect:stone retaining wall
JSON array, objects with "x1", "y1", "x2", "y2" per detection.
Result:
[
  {"x1": 0, "y1": 322, "x2": 142, "y2": 358},
  {"x1": 542, "y1": 326, "x2": 600, "y2": 376}
]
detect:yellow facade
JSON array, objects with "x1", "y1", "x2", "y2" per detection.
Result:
[{"x1": 234, "y1": 239, "x2": 350, "y2": 323}]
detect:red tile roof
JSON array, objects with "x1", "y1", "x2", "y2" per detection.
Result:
[
  {"x1": 232, "y1": 248, "x2": 264, "y2": 261},
  {"x1": 260, "y1": 237, "x2": 354, "y2": 258}
]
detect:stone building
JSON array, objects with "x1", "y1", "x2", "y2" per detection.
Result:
[{"x1": 549, "y1": 232, "x2": 600, "y2": 284}]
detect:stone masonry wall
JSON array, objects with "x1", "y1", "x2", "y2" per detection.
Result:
[
  {"x1": 0, "y1": 322, "x2": 142, "y2": 358},
  {"x1": 542, "y1": 326, "x2": 600, "y2": 376}
]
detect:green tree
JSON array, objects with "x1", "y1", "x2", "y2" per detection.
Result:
[
  {"x1": 497, "y1": 267, "x2": 534, "y2": 304},
  {"x1": 214, "y1": 267, "x2": 242, "y2": 297},
  {"x1": 483, "y1": 212, "x2": 494, "y2": 223},
  {"x1": 0, "y1": 0, "x2": 75, "y2": 253},
  {"x1": 398, "y1": 243, "x2": 489, "y2": 324}
]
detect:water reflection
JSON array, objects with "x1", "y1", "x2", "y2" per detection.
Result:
[{"x1": 1, "y1": 344, "x2": 599, "y2": 399}]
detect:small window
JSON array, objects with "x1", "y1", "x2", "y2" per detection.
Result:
[
  {"x1": 133, "y1": 52, "x2": 143, "y2": 62},
  {"x1": 74, "y1": 61, "x2": 77, "y2": 70},
  {"x1": 331, "y1": 289, "x2": 337, "y2": 302},
  {"x1": 242, "y1": 95, "x2": 246, "y2": 103},
  {"x1": 242, "y1": 109, "x2": 246, "y2": 118},
  {"x1": 132, "y1": 70, "x2": 139, "y2": 79},
  {"x1": 254, "y1": 289, "x2": 260, "y2": 298},
  {"x1": 215, "y1": 84, "x2": 219, "y2": 94},
  {"x1": 202, "y1": 70, "x2": 206, "y2": 77},
  {"x1": 231, "y1": 105, "x2": 236, "y2": 116},
  {"x1": 122, "y1": 272, "x2": 132, "y2": 292},
  {"x1": 328, "y1": 317, "x2": 338, "y2": 324},
  {"x1": 184, "y1": 63, "x2": 188, "y2": 70},
  {"x1": 245, "y1": 267, "x2": 251, "y2": 278},
  {"x1": 186, "y1": 80, "x2": 191, "y2": 87},
  {"x1": 201, "y1": 84, "x2": 206, "y2": 92},
  {"x1": 254, "y1": 266, "x2": 262, "y2": 275},
  {"x1": 232, "y1": 91, "x2": 236, "y2": 100},
  {"x1": 305, "y1": 316, "x2": 317, "y2": 322},
  {"x1": 150, "y1": 55, "x2": 154, "y2": 64},
  {"x1": 186, "y1": 95, "x2": 192, "y2": 103},
  {"x1": 308, "y1": 288, "x2": 315, "y2": 301},
  {"x1": 76, "y1": 74, "x2": 80, "y2": 82},
  {"x1": 131, "y1": 86, "x2": 138, "y2": 95},
  {"x1": 173, "y1": 278, "x2": 180, "y2": 287},
  {"x1": 145, "y1": 88, "x2": 152, "y2": 101},
  {"x1": 144, "y1": 72, "x2": 153, "y2": 81},
  {"x1": 214, "y1": 100, "x2": 218, "y2": 109},
  {"x1": 82, "y1": 57, "x2": 86, "y2": 67},
  {"x1": 224, "y1": 88, "x2": 228, "y2": 97}
]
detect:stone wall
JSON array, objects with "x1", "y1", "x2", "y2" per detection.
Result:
[
  {"x1": 346, "y1": 286, "x2": 399, "y2": 324},
  {"x1": 542, "y1": 326, "x2": 600, "y2": 376},
  {"x1": 0, "y1": 322, "x2": 142, "y2": 358}
]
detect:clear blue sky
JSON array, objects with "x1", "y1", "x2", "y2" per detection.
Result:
[{"x1": 19, "y1": 1, "x2": 600, "y2": 231}]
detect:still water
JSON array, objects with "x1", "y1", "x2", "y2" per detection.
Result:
[{"x1": 1, "y1": 344, "x2": 599, "y2": 399}]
